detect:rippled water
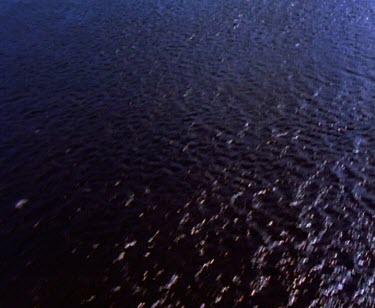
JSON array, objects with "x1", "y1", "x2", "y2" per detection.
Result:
[{"x1": 1, "y1": 0, "x2": 375, "y2": 307}]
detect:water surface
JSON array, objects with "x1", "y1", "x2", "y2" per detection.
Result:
[{"x1": 0, "y1": 0, "x2": 374, "y2": 306}]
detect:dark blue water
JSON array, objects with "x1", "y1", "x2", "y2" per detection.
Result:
[{"x1": 1, "y1": 0, "x2": 374, "y2": 306}]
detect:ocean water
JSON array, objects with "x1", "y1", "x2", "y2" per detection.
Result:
[{"x1": 0, "y1": 0, "x2": 374, "y2": 306}]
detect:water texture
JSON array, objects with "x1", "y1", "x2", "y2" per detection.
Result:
[{"x1": 0, "y1": 0, "x2": 374, "y2": 307}]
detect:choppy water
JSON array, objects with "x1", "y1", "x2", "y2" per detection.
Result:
[{"x1": 1, "y1": 0, "x2": 375, "y2": 307}]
